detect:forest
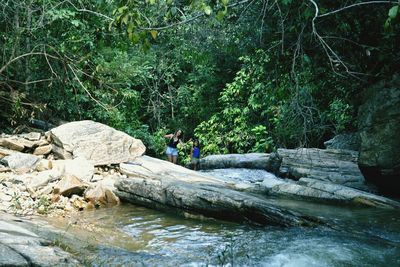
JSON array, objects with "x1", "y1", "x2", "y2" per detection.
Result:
[{"x1": 1, "y1": 0, "x2": 399, "y2": 164}]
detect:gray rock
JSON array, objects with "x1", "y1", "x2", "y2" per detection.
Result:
[
  {"x1": 0, "y1": 214, "x2": 80, "y2": 266},
  {"x1": 28, "y1": 170, "x2": 61, "y2": 189},
  {"x1": 324, "y1": 133, "x2": 361, "y2": 151},
  {"x1": 116, "y1": 156, "x2": 322, "y2": 227},
  {"x1": 50, "y1": 120, "x2": 146, "y2": 166},
  {"x1": 1, "y1": 153, "x2": 40, "y2": 174},
  {"x1": 276, "y1": 148, "x2": 367, "y2": 190},
  {"x1": 200, "y1": 153, "x2": 274, "y2": 170},
  {"x1": 0, "y1": 243, "x2": 28, "y2": 266},
  {"x1": 260, "y1": 176, "x2": 400, "y2": 208},
  {"x1": 357, "y1": 77, "x2": 400, "y2": 193}
]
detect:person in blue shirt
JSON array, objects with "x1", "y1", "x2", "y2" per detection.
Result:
[
  {"x1": 190, "y1": 139, "x2": 201, "y2": 170},
  {"x1": 164, "y1": 129, "x2": 184, "y2": 164}
]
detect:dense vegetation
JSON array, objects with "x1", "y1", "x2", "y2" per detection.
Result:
[{"x1": 1, "y1": 0, "x2": 399, "y2": 164}]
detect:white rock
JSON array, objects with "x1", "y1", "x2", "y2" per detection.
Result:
[{"x1": 50, "y1": 120, "x2": 146, "y2": 166}]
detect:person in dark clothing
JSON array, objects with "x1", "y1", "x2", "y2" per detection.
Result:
[{"x1": 164, "y1": 129, "x2": 184, "y2": 164}]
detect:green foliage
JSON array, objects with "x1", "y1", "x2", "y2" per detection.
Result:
[
  {"x1": 1, "y1": 0, "x2": 399, "y2": 165},
  {"x1": 327, "y1": 99, "x2": 353, "y2": 134}
]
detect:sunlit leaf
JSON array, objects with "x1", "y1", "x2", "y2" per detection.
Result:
[{"x1": 150, "y1": 30, "x2": 158, "y2": 39}]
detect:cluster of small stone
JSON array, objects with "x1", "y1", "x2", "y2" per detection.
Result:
[{"x1": 0, "y1": 131, "x2": 123, "y2": 217}]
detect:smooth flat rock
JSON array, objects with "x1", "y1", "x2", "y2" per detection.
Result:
[
  {"x1": 0, "y1": 214, "x2": 80, "y2": 266},
  {"x1": 50, "y1": 120, "x2": 146, "y2": 166},
  {"x1": 116, "y1": 156, "x2": 322, "y2": 227},
  {"x1": 260, "y1": 176, "x2": 400, "y2": 208}
]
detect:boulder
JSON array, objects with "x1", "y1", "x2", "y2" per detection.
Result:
[
  {"x1": 50, "y1": 120, "x2": 146, "y2": 165},
  {"x1": 276, "y1": 148, "x2": 367, "y2": 191},
  {"x1": 357, "y1": 77, "x2": 400, "y2": 194},
  {"x1": 1, "y1": 152, "x2": 40, "y2": 174},
  {"x1": 115, "y1": 156, "x2": 322, "y2": 227},
  {"x1": 324, "y1": 133, "x2": 361, "y2": 151},
  {"x1": 54, "y1": 175, "x2": 87, "y2": 197},
  {"x1": 85, "y1": 182, "x2": 120, "y2": 206}
]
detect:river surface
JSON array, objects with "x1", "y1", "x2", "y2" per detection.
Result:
[{"x1": 44, "y1": 169, "x2": 400, "y2": 266}]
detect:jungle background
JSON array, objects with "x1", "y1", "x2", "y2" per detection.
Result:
[{"x1": 0, "y1": 0, "x2": 399, "y2": 164}]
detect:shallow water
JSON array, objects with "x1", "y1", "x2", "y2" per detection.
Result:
[{"x1": 45, "y1": 169, "x2": 400, "y2": 266}]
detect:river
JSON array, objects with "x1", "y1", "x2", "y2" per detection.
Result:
[{"x1": 43, "y1": 169, "x2": 400, "y2": 266}]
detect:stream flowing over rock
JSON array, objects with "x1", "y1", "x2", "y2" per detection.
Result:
[
  {"x1": 115, "y1": 156, "x2": 322, "y2": 227},
  {"x1": 50, "y1": 120, "x2": 146, "y2": 165},
  {"x1": 201, "y1": 149, "x2": 368, "y2": 190},
  {"x1": 357, "y1": 77, "x2": 400, "y2": 194}
]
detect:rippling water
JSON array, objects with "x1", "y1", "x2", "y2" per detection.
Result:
[{"x1": 45, "y1": 169, "x2": 400, "y2": 266}]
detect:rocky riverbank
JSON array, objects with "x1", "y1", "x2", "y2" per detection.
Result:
[
  {"x1": 0, "y1": 120, "x2": 145, "y2": 217},
  {"x1": 1, "y1": 120, "x2": 400, "y2": 265}
]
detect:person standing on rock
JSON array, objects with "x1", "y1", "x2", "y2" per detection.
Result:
[
  {"x1": 165, "y1": 129, "x2": 184, "y2": 164},
  {"x1": 190, "y1": 139, "x2": 201, "y2": 171}
]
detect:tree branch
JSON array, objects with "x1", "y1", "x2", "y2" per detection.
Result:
[
  {"x1": 318, "y1": 0, "x2": 397, "y2": 18},
  {"x1": 0, "y1": 52, "x2": 60, "y2": 74}
]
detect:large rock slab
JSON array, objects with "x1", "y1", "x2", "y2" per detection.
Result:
[
  {"x1": 115, "y1": 156, "x2": 322, "y2": 227},
  {"x1": 260, "y1": 176, "x2": 400, "y2": 209},
  {"x1": 0, "y1": 214, "x2": 79, "y2": 266},
  {"x1": 357, "y1": 77, "x2": 400, "y2": 194},
  {"x1": 199, "y1": 153, "x2": 280, "y2": 171},
  {"x1": 50, "y1": 120, "x2": 146, "y2": 166},
  {"x1": 276, "y1": 148, "x2": 367, "y2": 190}
]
